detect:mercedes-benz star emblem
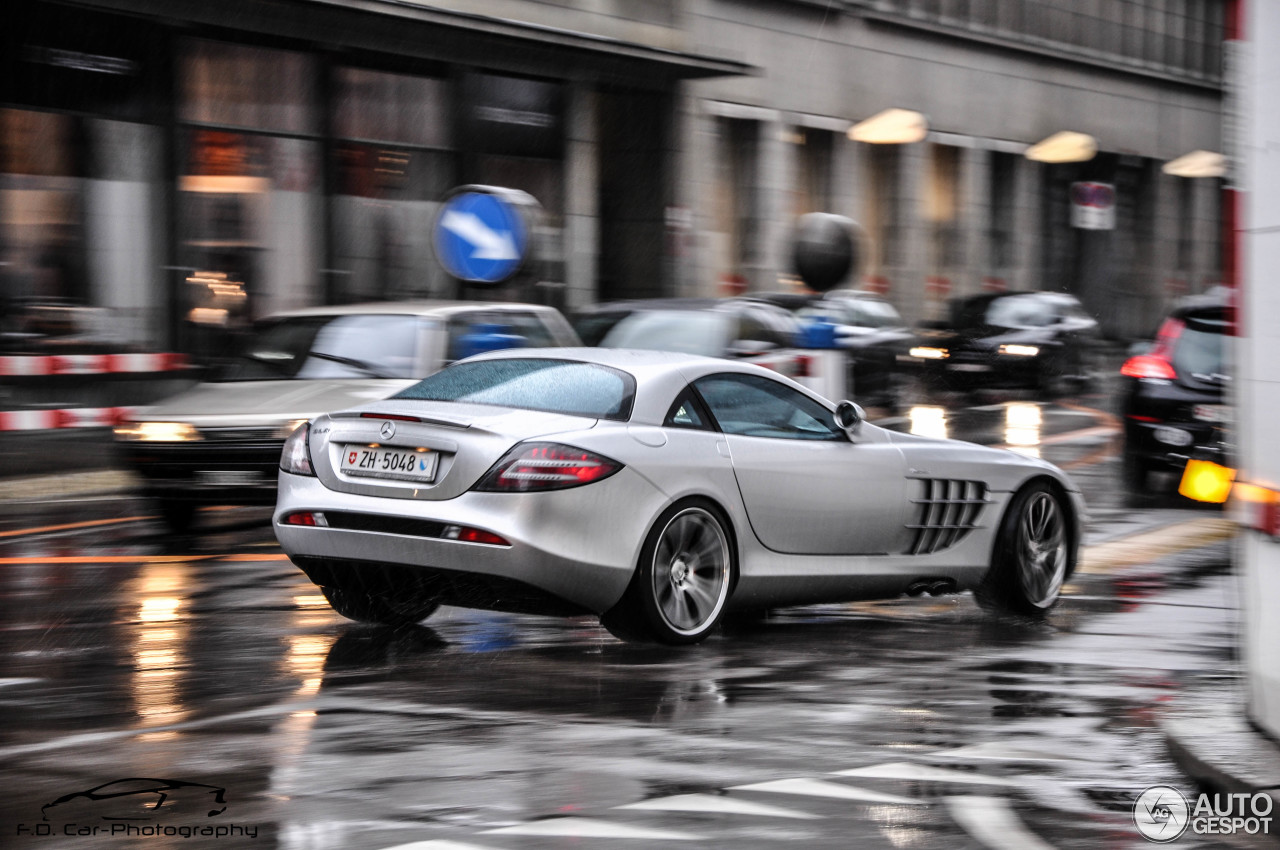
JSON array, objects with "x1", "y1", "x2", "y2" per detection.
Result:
[{"x1": 380, "y1": 421, "x2": 396, "y2": 440}]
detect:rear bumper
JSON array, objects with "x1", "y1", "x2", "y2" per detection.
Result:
[
  {"x1": 273, "y1": 468, "x2": 669, "y2": 615},
  {"x1": 1123, "y1": 419, "x2": 1231, "y2": 471}
]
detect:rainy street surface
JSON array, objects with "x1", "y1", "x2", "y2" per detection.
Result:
[{"x1": 0, "y1": 381, "x2": 1256, "y2": 850}]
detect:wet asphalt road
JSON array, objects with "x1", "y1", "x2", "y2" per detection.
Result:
[{"x1": 0, "y1": 381, "x2": 1256, "y2": 850}]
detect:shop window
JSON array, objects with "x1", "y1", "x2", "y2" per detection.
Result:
[
  {"x1": 334, "y1": 68, "x2": 449, "y2": 149},
  {"x1": 181, "y1": 39, "x2": 318, "y2": 136},
  {"x1": 926, "y1": 143, "x2": 962, "y2": 270},
  {"x1": 332, "y1": 66, "x2": 452, "y2": 304},
  {"x1": 0, "y1": 108, "x2": 88, "y2": 310},
  {"x1": 795, "y1": 128, "x2": 834, "y2": 216},
  {"x1": 863, "y1": 143, "x2": 902, "y2": 271},
  {"x1": 989, "y1": 151, "x2": 1017, "y2": 269},
  {"x1": 712, "y1": 117, "x2": 760, "y2": 282}
]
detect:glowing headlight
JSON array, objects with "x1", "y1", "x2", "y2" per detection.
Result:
[
  {"x1": 909, "y1": 347, "x2": 949, "y2": 360},
  {"x1": 274, "y1": 418, "x2": 310, "y2": 439},
  {"x1": 999, "y1": 344, "x2": 1040, "y2": 357},
  {"x1": 114, "y1": 421, "x2": 202, "y2": 442}
]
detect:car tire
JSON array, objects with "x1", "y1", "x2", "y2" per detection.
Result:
[
  {"x1": 601, "y1": 500, "x2": 735, "y2": 645},
  {"x1": 975, "y1": 482, "x2": 1072, "y2": 618},
  {"x1": 158, "y1": 500, "x2": 197, "y2": 534},
  {"x1": 321, "y1": 586, "x2": 440, "y2": 628}
]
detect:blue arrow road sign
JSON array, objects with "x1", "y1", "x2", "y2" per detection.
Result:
[{"x1": 434, "y1": 191, "x2": 529, "y2": 283}]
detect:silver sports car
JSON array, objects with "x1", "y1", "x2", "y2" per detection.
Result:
[{"x1": 273, "y1": 348, "x2": 1084, "y2": 644}]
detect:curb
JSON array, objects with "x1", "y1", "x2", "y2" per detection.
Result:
[{"x1": 1160, "y1": 695, "x2": 1280, "y2": 841}]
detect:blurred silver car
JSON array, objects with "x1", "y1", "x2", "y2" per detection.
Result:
[
  {"x1": 274, "y1": 348, "x2": 1084, "y2": 644},
  {"x1": 115, "y1": 301, "x2": 578, "y2": 532}
]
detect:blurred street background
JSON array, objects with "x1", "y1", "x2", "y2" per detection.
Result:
[{"x1": 3, "y1": 1, "x2": 1270, "y2": 849}]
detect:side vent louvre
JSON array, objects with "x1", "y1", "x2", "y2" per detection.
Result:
[{"x1": 906, "y1": 479, "x2": 989, "y2": 555}]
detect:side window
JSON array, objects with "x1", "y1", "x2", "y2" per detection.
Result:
[
  {"x1": 500, "y1": 311, "x2": 557, "y2": 348},
  {"x1": 664, "y1": 387, "x2": 712, "y2": 430},
  {"x1": 693, "y1": 373, "x2": 842, "y2": 441}
]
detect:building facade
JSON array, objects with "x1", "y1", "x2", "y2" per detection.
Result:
[{"x1": 1, "y1": 0, "x2": 1223, "y2": 355}]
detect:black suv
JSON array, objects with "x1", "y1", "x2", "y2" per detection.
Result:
[{"x1": 1120, "y1": 290, "x2": 1232, "y2": 491}]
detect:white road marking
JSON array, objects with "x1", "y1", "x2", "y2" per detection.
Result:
[
  {"x1": 834, "y1": 762, "x2": 1021, "y2": 786},
  {"x1": 731, "y1": 778, "x2": 924, "y2": 805},
  {"x1": 927, "y1": 742, "x2": 1086, "y2": 762},
  {"x1": 375, "y1": 841, "x2": 500, "y2": 850},
  {"x1": 482, "y1": 818, "x2": 704, "y2": 840},
  {"x1": 946, "y1": 796, "x2": 1059, "y2": 850},
  {"x1": 618, "y1": 793, "x2": 820, "y2": 819}
]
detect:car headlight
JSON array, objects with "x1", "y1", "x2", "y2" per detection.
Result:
[
  {"x1": 114, "y1": 421, "x2": 202, "y2": 442},
  {"x1": 274, "y1": 418, "x2": 310, "y2": 439},
  {"x1": 998, "y1": 344, "x2": 1040, "y2": 357},
  {"x1": 909, "y1": 346, "x2": 949, "y2": 360}
]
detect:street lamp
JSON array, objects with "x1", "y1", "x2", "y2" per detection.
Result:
[
  {"x1": 1025, "y1": 131, "x2": 1097, "y2": 163},
  {"x1": 848, "y1": 108, "x2": 928, "y2": 144},
  {"x1": 1162, "y1": 150, "x2": 1225, "y2": 178}
]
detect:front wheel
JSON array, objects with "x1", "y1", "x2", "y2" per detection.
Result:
[
  {"x1": 602, "y1": 501, "x2": 734, "y2": 645},
  {"x1": 975, "y1": 482, "x2": 1071, "y2": 617},
  {"x1": 322, "y1": 586, "x2": 440, "y2": 628}
]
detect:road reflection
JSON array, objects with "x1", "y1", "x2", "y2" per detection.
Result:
[
  {"x1": 131, "y1": 561, "x2": 191, "y2": 736},
  {"x1": 907, "y1": 405, "x2": 948, "y2": 439}
]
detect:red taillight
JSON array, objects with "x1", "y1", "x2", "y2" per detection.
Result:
[
  {"x1": 1120, "y1": 354, "x2": 1177, "y2": 380},
  {"x1": 282, "y1": 511, "x2": 326, "y2": 527},
  {"x1": 795, "y1": 355, "x2": 813, "y2": 378},
  {"x1": 474, "y1": 442, "x2": 623, "y2": 492},
  {"x1": 444, "y1": 525, "x2": 510, "y2": 546},
  {"x1": 1122, "y1": 317, "x2": 1184, "y2": 380}
]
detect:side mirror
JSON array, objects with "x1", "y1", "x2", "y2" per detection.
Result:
[{"x1": 834, "y1": 400, "x2": 864, "y2": 440}]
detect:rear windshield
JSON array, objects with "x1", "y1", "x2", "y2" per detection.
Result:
[
  {"x1": 394, "y1": 358, "x2": 636, "y2": 421},
  {"x1": 955, "y1": 295, "x2": 1055, "y2": 329},
  {"x1": 1173, "y1": 324, "x2": 1229, "y2": 378},
  {"x1": 598, "y1": 310, "x2": 731, "y2": 357}
]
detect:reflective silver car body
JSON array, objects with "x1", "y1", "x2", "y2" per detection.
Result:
[{"x1": 274, "y1": 348, "x2": 1085, "y2": 622}]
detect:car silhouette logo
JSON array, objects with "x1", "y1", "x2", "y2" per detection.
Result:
[{"x1": 42, "y1": 778, "x2": 227, "y2": 821}]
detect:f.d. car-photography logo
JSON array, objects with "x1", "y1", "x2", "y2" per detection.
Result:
[
  {"x1": 1134, "y1": 785, "x2": 1274, "y2": 842},
  {"x1": 16, "y1": 777, "x2": 259, "y2": 841}
]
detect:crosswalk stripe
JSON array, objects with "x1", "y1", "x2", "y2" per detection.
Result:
[
  {"x1": 481, "y1": 818, "x2": 705, "y2": 840},
  {"x1": 731, "y1": 778, "x2": 924, "y2": 805},
  {"x1": 926, "y1": 742, "x2": 1086, "y2": 763},
  {"x1": 618, "y1": 793, "x2": 820, "y2": 819},
  {"x1": 834, "y1": 762, "x2": 1021, "y2": 786},
  {"x1": 374, "y1": 841, "x2": 501, "y2": 850},
  {"x1": 946, "y1": 796, "x2": 1058, "y2": 850}
]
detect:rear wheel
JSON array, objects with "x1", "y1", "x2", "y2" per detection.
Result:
[
  {"x1": 321, "y1": 586, "x2": 440, "y2": 627},
  {"x1": 976, "y1": 482, "x2": 1071, "y2": 617},
  {"x1": 602, "y1": 501, "x2": 734, "y2": 645}
]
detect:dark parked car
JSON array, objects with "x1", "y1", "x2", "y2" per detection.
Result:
[
  {"x1": 1120, "y1": 290, "x2": 1231, "y2": 491},
  {"x1": 909, "y1": 291, "x2": 1100, "y2": 396},
  {"x1": 574, "y1": 298, "x2": 810, "y2": 380},
  {"x1": 739, "y1": 289, "x2": 913, "y2": 409}
]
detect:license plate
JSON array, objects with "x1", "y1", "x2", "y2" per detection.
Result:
[
  {"x1": 949, "y1": 363, "x2": 990, "y2": 372},
  {"x1": 1193, "y1": 404, "x2": 1232, "y2": 423},
  {"x1": 340, "y1": 445, "x2": 439, "y2": 482}
]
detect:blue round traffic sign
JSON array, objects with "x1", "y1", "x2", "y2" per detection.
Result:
[{"x1": 433, "y1": 190, "x2": 530, "y2": 284}]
